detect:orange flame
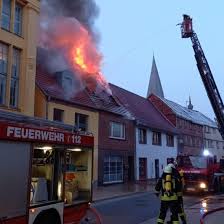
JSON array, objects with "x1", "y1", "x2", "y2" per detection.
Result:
[{"x1": 40, "y1": 17, "x2": 110, "y2": 93}]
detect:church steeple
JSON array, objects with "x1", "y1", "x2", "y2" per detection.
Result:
[
  {"x1": 147, "y1": 56, "x2": 164, "y2": 98},
  {"x1": 188, "y1": 96, "x2": 193, "y2": 110}
]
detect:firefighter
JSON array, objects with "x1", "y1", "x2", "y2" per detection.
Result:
[
  {"x1": 167, "y1": 160, "x2": 187, "y2": 224},
  {"x1": 155, "y1": 165, "x2": 180, "y2": 224}
]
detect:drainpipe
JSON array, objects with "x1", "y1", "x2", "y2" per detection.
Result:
[{"x1": 46, "y1": 96, "x2": 51, "y2": 120}]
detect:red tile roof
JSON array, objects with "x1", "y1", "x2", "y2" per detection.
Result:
[
  {"x1": 110, "y1": 83, "x2": 177, "y2": 134},
  {"x1": 36, "y1": 67, "x2": 96, "y2": 109},
  {"x1": 36, "y1": 67, "x2": 132, "y2": 117}
]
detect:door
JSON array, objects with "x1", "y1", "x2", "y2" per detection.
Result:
[
  {"x1": 155, "y1": 159, "x2": 160, "y2": 179},
  {"x1": 128, "y1": 156, "x2": 134, "y2": 181},
  {"x1": 139, "y1": 158, "x2": 147, "y2": 180}
]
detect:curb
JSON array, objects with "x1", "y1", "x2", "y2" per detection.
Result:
[
  {"x1": 92, "y1": 190, "x2": 154, "y2": 203},
  {"x1": 200, "y1": 207, "x2": 224, "y2": 224}
]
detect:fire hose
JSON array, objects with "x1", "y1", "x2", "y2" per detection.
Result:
[{"x1": 200, "y1": 207, "x2": 224, "y2": 224}]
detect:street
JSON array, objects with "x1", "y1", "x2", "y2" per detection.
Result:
[{"x1": 93, "y1": 192, "x2": 224, "y2": 224}]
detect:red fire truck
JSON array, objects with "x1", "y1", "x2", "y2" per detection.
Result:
[
  {"x1": 0, "y1": 111, "x2": 100, "y2": 224},
  {"x1": 177, "y1": 154, "x2": 224, "y2": 192}
]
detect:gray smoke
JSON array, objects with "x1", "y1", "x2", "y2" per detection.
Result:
[
  {"x1": 37, "y1": 0, "x2": 111, "y2": 97},
  {"x1": 44, "y1": 0, "x2": 100, "y2": 41}
]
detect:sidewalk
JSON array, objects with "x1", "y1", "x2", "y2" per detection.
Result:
[{"x1": 93, "y1": 181, "x2": 156, "y2": 202}]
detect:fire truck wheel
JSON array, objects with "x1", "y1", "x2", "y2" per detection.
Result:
[{"x1": 33, "y1": 208, "x2": 61, "y2": 224}]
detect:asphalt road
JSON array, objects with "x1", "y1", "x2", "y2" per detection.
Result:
[{"x1": 93, "y1": 192, "x2": 204, "y2": 224}]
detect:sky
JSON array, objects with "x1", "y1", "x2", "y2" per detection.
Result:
[{"x1": 95, "y1": 0, "x2": 224, "y2": 120}]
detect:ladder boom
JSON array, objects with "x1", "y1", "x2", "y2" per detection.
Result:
[{"x1": 181, "y1": 15, "x2": 224, "y2": 139}]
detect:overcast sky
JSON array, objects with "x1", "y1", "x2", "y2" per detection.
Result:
[{"x1": 96, "y1": 0, "x2": 224, "y2": 120}]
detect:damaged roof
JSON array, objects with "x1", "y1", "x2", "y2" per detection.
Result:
[
  {"x1": 110, "y1": 84, "x2": 177, "y2": 134},
  {"x1": 36, "y1": 67, "x2": 132, "y2": 118},
  {"x1": 159, "y1": 97, "x2": 217, "y2": 128}
]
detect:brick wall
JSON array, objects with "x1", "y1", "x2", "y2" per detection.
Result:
[
  {"x1": 98, "y1": 111, "x2": 135, "y2": 151},
  {"x1": 149, "y1": 94, "x2": 177, "y2": 126}
]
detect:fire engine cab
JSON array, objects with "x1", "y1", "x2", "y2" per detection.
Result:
[{"x1": 0, "y1": 111, "x2": 94, "y2": 224}]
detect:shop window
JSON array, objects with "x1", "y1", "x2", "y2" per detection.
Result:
[
  {"x1": 110, "y1": 122, "x2": 125, "y2": 139},
  {"x1": 139, "y1": 128, "x2": 147, "y2": 144},
  {"x1": 0, "y1": 42, "x2": 8, "y2": 105},
  {"x1": 53, "y1": 108, "x2": 64, "y2": 122},
  {"x1": 14, "y1": 3, "x2": 22, "y2": 36},
  {"x1": 64, "y1": 148, "x2": 92, "y2": 205},
  {"x1": 103, "y1": 156, "x2": 123, "y2": 184},
  {"x1": 1, "y1": 0, "x2": 11, "y2": 30},
  {"x1": 75, "y1": 113, "x2": 88, "y2": 131},
  {"x1": 166, "y1": 134, "x2": 174, "y2": 147},
  {"x1": 152, "y1": 131, "x2": 161, "y2": 145},
  {"x1": 31, "y1": 146, "x2": 64, "y2": 205},
  {"x1": 10, "y1": 48, "x2": 20, "y2": 107}
]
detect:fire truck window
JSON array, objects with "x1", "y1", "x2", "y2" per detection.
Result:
[
  {"x1": 64, "y1": 149, "x2": 92, "y2": 205},
  {"x1": 30, "y1": 146, "x2": 64, "y2": 205}
]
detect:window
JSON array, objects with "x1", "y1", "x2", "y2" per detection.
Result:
[
  {"x1": 213, "y1": 128, "x2": 216, "y2": 134},
  {"x1": 103, "y1": 156, "x2": 123, "y2": 183},
  {"x1": 75, "y1": 113, "x2": 88, "y2": 131},
  {"x1": 216, "y1": 141, "x2": 220, "y2": 149},
  {"x1": 1, "y1": 0, "x2": 11, "y2": 30},
  {"x1": 166, "y1": 134, "x2": 174, "y2": 147},
  {"x1": 0, "y1": 42, "x2": 8, "y2": 105},
  {"x1": 10, "y1": 48, "x2": 20, "y2": 107},
  {"x1": 53, "y1": 108, "x2": 64, "y2": 122},
  {"x1": 208, "y1": 140, "x2": 213, "y2": 148},
  {"x1": 152, "y1": 131, "x2": 161, "y2": 145},
  {"x1": 139, "y1": 128, "x2": 147, "y2": 144},
  {"x1": 14, "y1": 3, "x2": 22, "y2": 36},
  {"x1": 110, "y1": 122, "x2": 125, "y2": 139}
]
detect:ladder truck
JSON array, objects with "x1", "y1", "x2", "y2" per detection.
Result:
[
  {"x1": 181, "y1": 14, "x2": 224, "y2": 139},
  {"x1": 176, "y1": 15, "x2": 224, "y2": 192}
]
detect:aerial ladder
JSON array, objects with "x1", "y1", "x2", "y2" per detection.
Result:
[{"x1": 180, "y1": 14, "x2": 224, "y2": 140}]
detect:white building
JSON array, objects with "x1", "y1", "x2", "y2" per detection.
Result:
[{"x1": 136, "y1": 127, "x2": 177, "y2": 179}]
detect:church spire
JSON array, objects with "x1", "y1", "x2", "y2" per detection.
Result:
[
  {"x1": 188, "y1": 96, "x2": 193, "y2": 110},
  {"x1": 147, "y1": 56, "x2": 164, "y2": 98}
]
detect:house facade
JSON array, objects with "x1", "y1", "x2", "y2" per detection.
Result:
[
  {"x1": 149, "y1": 94, "x2": 206, "y2": 155},
  {"x1": 98, "y1": 110, "x2": 135, "y2": 185},
  {"x1": 111, "y1": 84, "x2": 178, "y2": 180},
  {"x1": 135, "y1": 127, "x2": 177, "y2": 179},
  {"x1": 0, "y1": 0, "x2": 40, "y2": 116},
  {"x1": 203, "y1": 125, "x2": 224, "y2": 161}
]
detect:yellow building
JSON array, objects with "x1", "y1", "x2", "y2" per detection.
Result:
[
  {"x1": 35, "y1": 70, "x2": 99, "y2": 184},
  {"x1": 0, "y1": 0, "x2": 40, "y2": 116}
]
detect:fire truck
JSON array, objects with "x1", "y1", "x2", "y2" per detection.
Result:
[
  {"x1": 0, "y1": 110, "x2": 100, "y2": 224},
  {"x1": 176, "y1": 15, "x2": 224, "y2": 192},
  {"x1": 176, "y1": 154, "x2": 224, "y2": 192}
]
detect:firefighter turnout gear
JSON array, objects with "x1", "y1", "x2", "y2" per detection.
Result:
[
  {"x1": 167, "y1": 164, "x2": 187, "y2": 224},
  {"x1": 155, "y1": 166, "x2": 181, "y2": 224}
]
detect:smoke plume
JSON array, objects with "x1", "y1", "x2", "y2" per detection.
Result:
[{"x1": 38, "y1": 0, "x2": 110, "y2": 96}]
